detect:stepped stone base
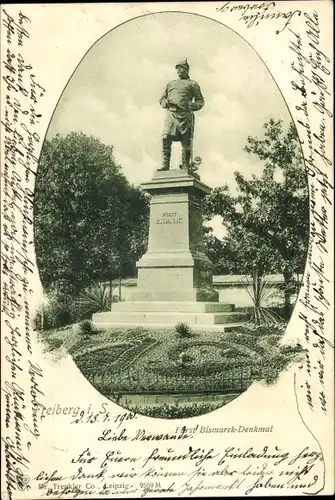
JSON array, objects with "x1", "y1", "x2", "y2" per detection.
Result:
[
  {"x1": 92, "y1": 171, "x2": 248, "y2": 332},
  {"x1": 92, "y1": 301, "x2": 249, "y2": 330},
  {"x1": 129, "y1": 288, "x2": 219, "y2": 302},
  {"x1": 91, "y1": 321, "x2": 247, "y2": 332},
  {"x1": 112, "y1": 301, "x2": 235, "y2": 313}
]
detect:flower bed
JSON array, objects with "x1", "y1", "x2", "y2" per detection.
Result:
[
  {"x1": 73, "y1": 341, "x2": 133, "y2": 359},
  {"x1": 144, "y1": 336, "x2": 257, "y2": 377},
  {"x1": 40, "y1": 323, "x2": 304, "y2": 407},
  {"x1": 226, "y1": 324, "x2": 286, "y2": 336},
  {"x1": 74, "y1": 335, "x2": 158, "y2": 377},
  {"x1": 114, "y1": 337, "x2": 157, "y2": 370},
  {"x1": 75, "y1": 347, "x2": 125, "y2": 374},
  {"x1": 220, "y1": 332, "x2": 263, "y2": 350}
]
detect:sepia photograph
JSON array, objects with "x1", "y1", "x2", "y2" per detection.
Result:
[
  {"x1": 1, "y1": 2, "x2": 333, "y2": 499},
  {"x1": 34, "y1": 12, "x2": 309, "y2": 419}
]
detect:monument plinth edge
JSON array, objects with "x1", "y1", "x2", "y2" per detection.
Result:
[{"x1": 140, "y1": 169, "x2": 211, "y2": 195}]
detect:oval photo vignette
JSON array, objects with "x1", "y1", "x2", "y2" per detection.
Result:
[{"x1": 34, "y1": 12, "x2": 309, "y2": 419}]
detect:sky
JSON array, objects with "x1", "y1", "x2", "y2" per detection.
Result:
[{"x1": 47, "y1": 12, "x2": 291, "y2": 237}]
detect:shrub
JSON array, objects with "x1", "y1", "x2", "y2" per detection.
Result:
[
  {"x1": 175, "y1": 322, "x2": 192, "y2": 338},
  {"x1": 241, "y1": 270, "x2": 285, "y2": 325},
  {"x1": 74, "y1": 282, "x2": 112, "y2": 320},
  {"x1": 37, "y1": 293, "x2": 76, "y2": 330},
  {"x1": 78, "y1": 320, "x2": 96, "y2": 335}
]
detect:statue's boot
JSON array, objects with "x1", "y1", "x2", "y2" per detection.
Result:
[
  {"x1": 180, "y1": 148, "x2": 191, "y2": 171},
  {"x1": 158, "y1": 137, "x2": 171, "y2": 171}
]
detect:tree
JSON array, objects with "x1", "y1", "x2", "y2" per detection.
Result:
[
  {"x1": 203, "y1": 228, "x2": 241, "y2": 275},
  {"x1": 204, "y1": 119, "x2": 309, "y2": 319},
  {"x1": 34, "y1": 132, "x2": 149, "y2": 295}
]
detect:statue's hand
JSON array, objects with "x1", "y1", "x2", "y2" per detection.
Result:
[{"x1": 160, "y1": 98, "x2": 168, "y2": 109}]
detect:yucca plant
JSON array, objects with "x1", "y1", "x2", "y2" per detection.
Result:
[
  {"x1": 175, "y1": 322, "x2": 192, "y2": 338},
  {"x1": 78, "y1": 319, "x2": 95, "y2": 335},
  {"x1": 242, "y1": 268, "x2": 284, "y2": 325},
  {"x1": 74, "y1": 282, "x2": 112, "y2": 320}
]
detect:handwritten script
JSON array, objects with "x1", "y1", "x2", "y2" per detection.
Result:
[
  {"x1": 1, "y1": 7, "x2": 46, "y2": 500},
  {"x1": 215, "y1": 1, "x2": 302, "y2": 34},
  {"x1": 289, "y1": 10, "x2": 333, "y2": 419},
  {"x1": 1, "y1": 4, "x2": 333, "y2": 500},
  {"x1": 33, "y1": 417, "x2": 325, "y2": 498}
]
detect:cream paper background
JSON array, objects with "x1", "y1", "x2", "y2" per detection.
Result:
[{"x1": 1, "y1": 1, "x2": 334, "y2": 498}]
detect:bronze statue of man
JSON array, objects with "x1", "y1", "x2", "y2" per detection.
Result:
[{"x1": 158, "y1": 59, "x2": 204, "y2": 171}]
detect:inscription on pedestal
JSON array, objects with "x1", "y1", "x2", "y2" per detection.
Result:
[
  {"x1": 156, "y1": 212, "x2": 183, "y2": 224},
  {"x1": 134, "y1": 172, "x2": 219, "y2": 302}
]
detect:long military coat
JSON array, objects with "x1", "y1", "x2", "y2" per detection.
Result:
[{"x1": 159, "y1": 77, "x2": 205, "y2": 137}]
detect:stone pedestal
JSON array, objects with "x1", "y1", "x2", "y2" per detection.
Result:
[
  {"x1": 93, "y1": 169, "x2": 248, "y2": 329},
  {"x1": 130, "y1": 169, "x2": 219, "y2": 302}
]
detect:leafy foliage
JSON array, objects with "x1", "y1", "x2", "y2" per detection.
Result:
[
  {"x1": 204, "y1": 119, "x2": 309, "y2": 317},
  {"x1": 34, "y1": 132, "x2": 149, "y2": 294},
  {"x1": 36, "y1": 292, "x2": 77, "y2": 330},
  {"x1": 203, "y1": 230, "x2": 241, "y2": 275}
]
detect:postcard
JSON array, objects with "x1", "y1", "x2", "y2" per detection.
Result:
[{"x1": 1, "y1": 1, "x2": 334, "y2": 498}]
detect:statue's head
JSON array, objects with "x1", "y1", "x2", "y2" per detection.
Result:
[{"x1": 176, "y1": 59, "x2": 190, "y2": 79}]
